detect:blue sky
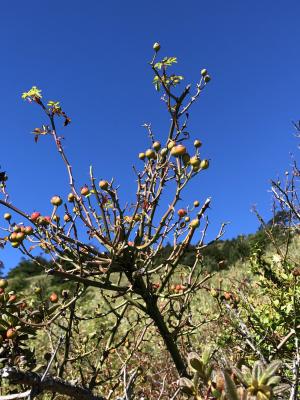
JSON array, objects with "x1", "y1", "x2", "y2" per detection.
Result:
[{"x1": 1, "y1": 0, "x2": 300, "y2": 273}]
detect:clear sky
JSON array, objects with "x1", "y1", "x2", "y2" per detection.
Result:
[{"x1": 1, "y1": 0, "x2": 300, "y2": 273}]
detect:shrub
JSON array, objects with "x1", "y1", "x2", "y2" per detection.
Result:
[{"x1": 0, "y1": 43, "x2": 223, "y2": 399}]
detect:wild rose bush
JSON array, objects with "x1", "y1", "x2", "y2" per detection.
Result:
[{"x1": 0, "y1": 43, "x2": 222, "y2": 399}]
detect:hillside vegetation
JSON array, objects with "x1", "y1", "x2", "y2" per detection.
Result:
[{"x1": 5, "y1": 214, "x2": 292, "y2": 291}]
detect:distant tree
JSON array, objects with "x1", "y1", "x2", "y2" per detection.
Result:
[{"x1": 7, "y1": 256, "x2": 48, "y2": 280}]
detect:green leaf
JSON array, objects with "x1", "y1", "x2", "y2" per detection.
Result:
[
  {"x1": 234, "y1": 367, "x2": 251, "y2": 387},
  {"x1": 259, "y1": 360, "x2": 282, "y2": 385},
  {"x1": 154, "y1": 56, "x2": 177, "y2": 70},
  {"x1": 266, "y1": 375, "x2": 281, "y2": 386},
  {"x1": 201, "y1": 347, "x2": 212, "y2": 366},
  {"x1": 188, "y1": 352, "x2": 203, "y2": 372},
  {"x1": 163, "y1": 56, "x2": 177, "y2": 66},
  {"x1": 252, "y1": 361, "x2": 264, "y2": 382},
  {"x1": 240, "y1": 365, "x2": 252, "y2": 385},
  {"x1": 22, "y1": 86, "x2": 42, "y2": 100},
  {"x1": 204, "y1": 364, "x2": 213, "y2": 381},
  {"x1": 223, "y1": 370, "x2": 239, "y2": 400},
  {"x1": 154, "y1": 62, "x2": 163, "y2": 70}
]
